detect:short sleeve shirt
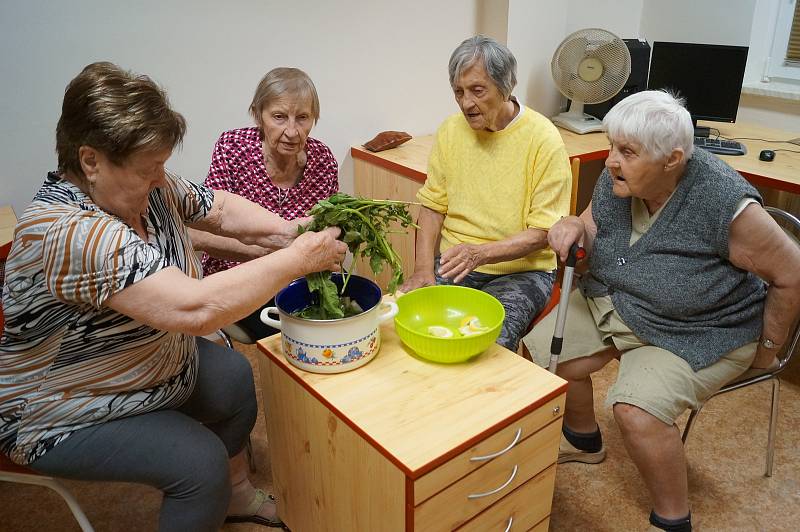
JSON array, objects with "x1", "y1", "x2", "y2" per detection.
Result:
[
  {"x1": 0, "y1": 171, "x2": 214, "y2": 464},
  {"x1": 201, "y1": 128, "x2": 339, "y2": 276}
]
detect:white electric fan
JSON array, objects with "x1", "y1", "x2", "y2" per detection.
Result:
[{"x1": 550, "y1": 28, "x2": 631, "y2": 134}]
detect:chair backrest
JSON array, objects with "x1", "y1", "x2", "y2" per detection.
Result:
[
  {"x1": 569, "y1": 157, "x2": 580, "y2": 215},
  {"x1": 764, "y1": 206, "x2": 800, "y2": 372}
]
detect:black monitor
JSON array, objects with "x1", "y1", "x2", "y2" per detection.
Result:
[{"x1": 647, "y1": 41, "x2": 749, "y2": 136}]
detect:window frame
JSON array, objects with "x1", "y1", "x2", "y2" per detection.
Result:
[{"x1": 767, "y1": 0, "x2": 800, "y2": 80}]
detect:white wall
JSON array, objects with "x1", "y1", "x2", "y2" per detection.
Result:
[
  {"x1": 639, "y1": 0, "x2": 755, "y2": 46},
  {"x1": 0, "y1": 0, "x2": 478, "y2": 215}
]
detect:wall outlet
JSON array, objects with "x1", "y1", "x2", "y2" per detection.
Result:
[{"x1": 789, "y1": 138, "x2": 800, "y2": 146}]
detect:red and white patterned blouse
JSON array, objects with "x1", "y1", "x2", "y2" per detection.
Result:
[{"x1": 201, "y1": 127, "x2": 339, "y2": 275}]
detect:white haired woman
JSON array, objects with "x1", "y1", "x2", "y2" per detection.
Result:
[
  {"x1": 0, "y1": 62, "x2": 347, "y2": 530},
  {"x1": 400, "y1": 35, "x2": 572, "y2": 352},
  {"x1": 523, "y1": 90, "x2": 800, "y2": 532}
]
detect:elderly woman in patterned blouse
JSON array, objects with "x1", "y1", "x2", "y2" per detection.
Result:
[
  {"x1": 189, "y1": 67, "x2": 338, "y2": 341},
  {"x1": 0, "y1": 62, "x2": 346, "y2": 531}
]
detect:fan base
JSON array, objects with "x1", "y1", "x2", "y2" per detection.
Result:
[{"x1": 551, "y1": 112, "x2": 604, "y2": 134}]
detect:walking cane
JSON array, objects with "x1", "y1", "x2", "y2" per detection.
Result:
[{"x1": 548, "y1": 243, "x2": 586, "y2": 374}]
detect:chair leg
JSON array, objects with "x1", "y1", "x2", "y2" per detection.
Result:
[
  {"x1": 765, "y1": 377, "x2": 780, "y2": 477},
  {"x1": 1, "y1": 473, "x2": 94, "y2": 531},
  {"x1": 682, "y1": 406, "x2": 703, "y2": 445},
  {"x1": 246, "y1": 435, "x2": 257, "y2": 473}
]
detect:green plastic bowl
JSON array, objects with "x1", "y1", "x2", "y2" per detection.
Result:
[{"x1": 394, "y1": 285, "x2": 505, "y2": 363}]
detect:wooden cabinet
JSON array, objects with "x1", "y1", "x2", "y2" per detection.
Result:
[{"x1": 257, "y1": 322, "x2": 566, "y2": 531}]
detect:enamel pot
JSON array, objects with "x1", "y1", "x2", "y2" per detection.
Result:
[{"x1": 260, "y1": 273, "x2": 398, "y2": 374}]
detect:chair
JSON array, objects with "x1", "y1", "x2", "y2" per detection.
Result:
[
  {"x1": 1, "y1": 241, "x2": 94, "y2": 531},
  {"x1": 682, "y1": 206, "x2": 800, "y2": 477}
]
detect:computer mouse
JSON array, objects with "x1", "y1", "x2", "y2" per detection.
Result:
[{"x1": 759, "y1": 149, "x2": 776, "y2": 162}]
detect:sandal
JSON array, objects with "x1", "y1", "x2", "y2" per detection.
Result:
[{"x1": 225, "y1": 489, "x2": 286, "y2": 529}]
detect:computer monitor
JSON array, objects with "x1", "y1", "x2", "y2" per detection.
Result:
[{"x1": 647, "y1": 41, "x2": 749, "y2": 136}]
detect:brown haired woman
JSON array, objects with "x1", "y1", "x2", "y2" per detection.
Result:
[{"x1": 0, "y1": 62, "x2": 346, "y2": 530}]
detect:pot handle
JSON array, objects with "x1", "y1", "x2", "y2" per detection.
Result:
[
  {"x1": 378, "y1": 301, "x2": 399, "y2": 323},
  {"x1": 259, "y1": 307, "x2": 282, "y2": 330}
]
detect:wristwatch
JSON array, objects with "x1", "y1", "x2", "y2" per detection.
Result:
[{"x1": 761, "y1": 338, "x2": 778, "y2": 349}]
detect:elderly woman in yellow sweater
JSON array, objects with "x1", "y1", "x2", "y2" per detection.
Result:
[{"x1": 400, "y1": 35, "x2": 572, "y2": 352}]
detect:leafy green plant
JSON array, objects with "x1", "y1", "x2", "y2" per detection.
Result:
[{"x1": 294, "y1": 193, "x2": 417, "y2": 319}]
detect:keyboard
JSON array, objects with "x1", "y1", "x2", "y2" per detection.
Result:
[{"x1": 693, "y1": 137, "x2": 747, "y2": 156}]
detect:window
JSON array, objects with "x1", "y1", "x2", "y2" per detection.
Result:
[{"x1": 768, "y1": 0, "x2": 800, "y2": 80}]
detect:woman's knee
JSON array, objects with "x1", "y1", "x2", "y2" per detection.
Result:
[{"x1": 613, "y1": 402, "x2": 663, "y2": 438}]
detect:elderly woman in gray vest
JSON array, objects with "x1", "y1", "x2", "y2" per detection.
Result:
[{"x1": 523, "y1": 90, "x2": 800, "y2": 532}]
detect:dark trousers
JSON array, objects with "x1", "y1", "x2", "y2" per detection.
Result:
[{"x1": 30, "y1": 338, "x2": 258, "y2": 532}]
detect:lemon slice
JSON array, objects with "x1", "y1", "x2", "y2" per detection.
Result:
[
  {"x1": 427, "y1": 325, "x2": 454, "y2": 338},
  {"x1": 458, "y1": 316, "x2": 489, "y2": 335},
  {"x1": 458, "y1": 325, "x2": 480, "y2": 336}
]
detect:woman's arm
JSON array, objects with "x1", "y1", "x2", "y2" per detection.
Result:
[
  {"x1": 729, "y1": 204, "x2": 800, "y2": 368},
  {"x1": 187, "y1": 227, "x2": 268, "y2": 262},
  {"x1": 400, "y1": 206, "x2": 444, "y2": 291},
  {"x1": 104, "y1": 227, "x2": 347, "y2": 336},
  {"x1": 188, "y1": 190, "x2": 308, "y2": 252}
]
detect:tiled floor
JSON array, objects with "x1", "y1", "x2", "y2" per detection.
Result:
[{"x1": 1, "y1": 342, "x2": 798, "y2": 531}]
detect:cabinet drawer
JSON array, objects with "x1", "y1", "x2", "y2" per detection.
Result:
[
  {"x1": 413, "y1": 419, "x2": 561, "y2": 531},
  {"x1": 456, "y1": 464, "x2": 556, "y2": 532},
  {"x1": 415, "y1": 394, "x2": 564, "y2": 505}
]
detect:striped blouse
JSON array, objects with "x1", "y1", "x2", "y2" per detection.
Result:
[{"x1": 0, "y1": 171, "x2": 214, "y2": 465}]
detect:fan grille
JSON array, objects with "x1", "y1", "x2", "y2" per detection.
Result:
[{"x1": 551, "y1": 28, "x2": 632, "y2": 104}]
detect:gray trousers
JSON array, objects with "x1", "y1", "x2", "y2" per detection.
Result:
[
  {"x1": 29, "y1": 338, "x2": 258, "y2": 532},
  {"x1": 435, "y1": 257, "x2": 555, "y2": 352}
]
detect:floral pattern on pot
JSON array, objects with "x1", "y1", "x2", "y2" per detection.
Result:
[{"x1": 282, "y1": 331, "x2": 380, "y2": 369}]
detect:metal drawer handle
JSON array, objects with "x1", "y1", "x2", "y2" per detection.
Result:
[
  {"x1": 504, "y1": 516, "x2": 514, "y2": 532},
  {"x1": 467, "y1": 465, "x2": 519, "y2": 499},
  {"x1": 470, "y1": 428, "x2": 522, "y2": 462}
]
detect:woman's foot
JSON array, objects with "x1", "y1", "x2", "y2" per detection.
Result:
[{"x1": 226, "y1": 484, "x2": 284, "y2": 528}]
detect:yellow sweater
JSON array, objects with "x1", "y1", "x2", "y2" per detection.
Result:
[{"x1": 417, "y1": 107, "x2": 572, "y2": 274}]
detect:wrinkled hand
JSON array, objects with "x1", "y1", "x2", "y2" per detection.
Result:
[
  {"x1": 438, "y1": 244, "x2": 484, "y2": 283},
  {"x1": 290, "y1": 226, "x2": 348, "y2": 274},
  {"x1": 399, "y1": 269, "x2": 436, "y2": 292},
  {"x1": 548, "y1": 217, "x2": 585, "y2": 262}
]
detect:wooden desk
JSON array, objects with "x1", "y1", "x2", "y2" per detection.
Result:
[
  {"x1": 1, "y1": 205, "x2": 16, "y2": 250},
  {"x1": 257, "y1": 325, "x2": 566, "y2": 531}
]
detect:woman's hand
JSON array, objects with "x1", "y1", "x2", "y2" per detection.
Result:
[
  {"x1": 548, "y1": 216, "x2": 586, "y2": 262},
  {"x1": 438, "y1": 243, "x2": 484, "y2": 283},
  {"x1": 290, "y1": 226, "x2": 348, "y2": 274}
]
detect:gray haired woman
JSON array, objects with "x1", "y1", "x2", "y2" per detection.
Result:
[
  {"x1": 524, "y1": 90, "x2": 800, "y2": 532},
  {"x1": 401, "y1": 34, "x2": 573, "y2": 353}
]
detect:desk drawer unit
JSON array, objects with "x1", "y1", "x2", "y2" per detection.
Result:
[{"x1": 413, "y1": 420, "x2": 561, "y2": 531}]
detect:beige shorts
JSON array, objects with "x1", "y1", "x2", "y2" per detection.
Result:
[{"x1": 522, "y1": 289, "x2": 757, "y2": 425}]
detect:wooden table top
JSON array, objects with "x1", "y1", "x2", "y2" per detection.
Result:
[{"x1": 257, "y1": 322, "x2": 566, "y2": 477}]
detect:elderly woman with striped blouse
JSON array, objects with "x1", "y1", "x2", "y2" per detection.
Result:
[
  {"x1": 0, "y1": 62, "x2": 346, "y2": 531},
  {"x1": 190, "y1": 67, "x2": 338, "y2": 341}
]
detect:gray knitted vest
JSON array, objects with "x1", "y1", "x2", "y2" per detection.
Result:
[{"x1": 580, "y1": 149, "x2": 766, "y2": 370}]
